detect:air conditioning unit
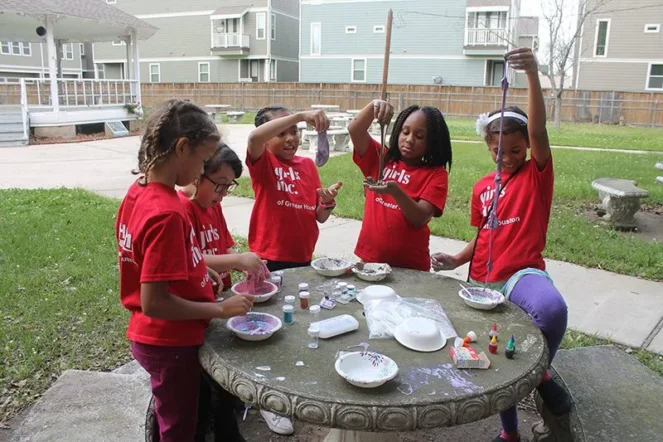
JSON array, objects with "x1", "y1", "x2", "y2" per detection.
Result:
[{"x1": 432, "y1": 76, "x2": 443, "y2": 85}]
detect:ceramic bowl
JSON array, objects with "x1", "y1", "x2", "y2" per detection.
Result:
[
  {"x1": 353, "y1": 263, "x2": 392, "y2": 282},
  {"x1": 226, "y1": 312, "x2": 282, "y2": 341},
  {"x1": 334, "y1": 351, "x2": 399, "y2": 388},
  {"x1": 231, "y1": 280, "x2": 278, "y2": 303},
  {"x1": 356, "y1": 285, "x2": 399, "y2": 305},
  {"x1": 394, "y1": 317, "x2": 447, "y2": 352},
  {"x1": 458, "y1": 286, "x2": 505, "y2": 310},
  {"x1": 311, "y1": 257, "x2": 354, "y2": 277}
]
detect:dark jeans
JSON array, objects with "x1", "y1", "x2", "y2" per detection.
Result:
[
  {"x1": 196, "y1": 372, "x2": 244, "y2": 442},
  {"x1": 266, "y1": 260, "x2": 311, "y2": 272}
]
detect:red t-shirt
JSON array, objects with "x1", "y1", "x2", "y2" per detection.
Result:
[
  {"x1": 246, "y1": 150, "x2": 322, "y2": 262},
  {"x1": 470, "y1": 157, "x2": 554, "y2": 283},
  {"x1": 353, "y1": 138, "x2": 449, "y2": 271},
  {"x1": 179, "y1": 192, "x2": 236, "y2": 290},
  {"x1": 116, "y1": 181, "x2": 215, "y2": 347}
]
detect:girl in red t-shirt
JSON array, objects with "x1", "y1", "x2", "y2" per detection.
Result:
[
  {"x1": 431, "y1": 48, "x2": 570, "y2": 442},
  {"x1": 116, "y1": 99, "x2": 265, "y2": 442},
  {"x1": 246, "y1": 106, "x2": 342, "y2": 272},
  {"x1": 348, "y1": 101, "x2": 452, "y2": 271}
]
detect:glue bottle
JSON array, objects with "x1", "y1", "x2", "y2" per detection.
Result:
[{"x1": 308, "y1": 325, "x2": 320, "y2": 349}]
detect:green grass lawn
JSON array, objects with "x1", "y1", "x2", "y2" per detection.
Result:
[
  {"x1": 236, "y1": 143, "x2": 663, "y2": 280},
  {"x1": 0, "y1": 188, "x2": 661, "y2": 424}
]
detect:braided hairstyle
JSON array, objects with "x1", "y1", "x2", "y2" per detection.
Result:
[
  {"x1": 386, "y1": 106, "x2": 452, "y2": 170},
  {"x1": 255, "y1": 105, "x2": 290, "y2": 127},
  {"x1": 133, "y1": 99, "x2": 220, "y2": 184},
  {"x1": 484, "y1": 106, "x2": 529, "y2": 145}
]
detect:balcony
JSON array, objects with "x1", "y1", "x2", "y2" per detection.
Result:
[
  {"x1": 464, "y1": 28, "x2": 509, "y2": 55},
  {"x1": 211, "y1": 33, "x2": 250, "y2": 56}
]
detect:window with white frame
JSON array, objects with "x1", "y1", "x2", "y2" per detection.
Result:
[
  {"x1": 647, "y1": 64, "x2": 663, "y2": 90},
  {"x1": 351, "y1": 58, "x2": 366, "y2": 82},
  {"x1": 594, "y1": 19, "x2": 610, "y2": 57},
  {"x1": 22, "y1": 42, "x2": 31, "y2": 56},
  {"x1": 149, "y1": 63, "x2": 161, "y2": 83},
  {"x1": 467, "y1": 11, "x2": 507, "y2": 29},
  {"x1": 644, "y1": 24, "x2": 660, "y2": 33},
  {"x1": 0, "y1": 41, "x2": 9, "y2": 54},
  {"x1": 11, "y1": 42, "x2": 21, "y2": 55},
  {"x1": 310, "y1": 22, "x2": 321, "y2": 55},
  {"x1": 270, "y1": 59, "x2": 277, "y2": 81},
  {"x1": 345, "y1": 26, "x2": 357, "y2": 34},
  {"x1": 256, "y1": 12, "x2": 266, "y2": 40},
  {"x1": 271, "y1": 13, "x2": 276, "y2": 40},
  {"x1": 1, "y1": 41, "x2": 31, "y2": 56},
  {"x1": 373, "y1": 25, "x2": 385, "y2": 33},
  {"x1": 61, "y1": 43, "x2": 73, "y2": 60},
  {"x1": 198, "y1": 62, "x2": 210, "y2": 82}
]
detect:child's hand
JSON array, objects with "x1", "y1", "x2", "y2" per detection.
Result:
[
  {"x1": 364, "y1": 180, "x2": 398, "y2": 195},
  {"x1": 217, "y1": 294, "x2": 254, "y2": 318},
  {"x1": 207, "y1": 266, "x2": 223, "y2": 296},
  {"x1": 317, "y1": 182, "x2": 342, "y2": 204},
  {"x1": 237, "y1": 252, "x2": 268, "y2": 276},
  {"x1": 372, "y1": 100, "x2": 394, "y2": 126},
  {"x1": 299, "y1": 110, "x2": 330, "y2": 132},
  {"x1": 505, "y1": 47, "x2": 538, "y2": 75},
  {"x1": 431, "y1": 252, "x2": 459, "y2": 271}
]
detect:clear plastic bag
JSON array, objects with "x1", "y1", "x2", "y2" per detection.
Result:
[{"x1": 363, "y1": 297, "x2": 458, "y2": 340}]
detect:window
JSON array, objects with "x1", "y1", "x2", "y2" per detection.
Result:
[
  {"x1": 256, "y1": 12, "x2": 266, "y2": 40},
  {"x1": 467, "y1": 11, "x2": 507, "y2": 29},
  {"x1": 0, "y1": 41, "x2": 9, "y2": 54},
  {"x1": 79, "y1": 43, "x2": 85, "y2": 55},
  {"x1": 310, "y1": 22, "x2": 321, "y2": 55},
  {"x1": 61, "y1": 43, "x2": 73, "y2": 60},
  {"x1": 149, "y1": 63, "x2": 160, "y2": 83},
  {"x1": 270, "y1": 59, "x2": 277, "y2": 81},
  {"x1": 22, "y1": 42, "x2": 31, "y2": 56},
  {"x1": 198, "y1": 62, "x2": 210, "y2": 82},
  {"x1": 12, "y1": 42, "x2": 21, "y2": 55},
  {"x1": 345, "y1": 26, "x2": 357, "y2": 34},
  {"x1": 647, "y1": 64, "x2": 663, "y2": 90},
  {"x1": 351, "y1": 58, "x2": 366, "y2": 82},
  {"x1": 373, "y1": 25, "x2": 385, "y2": 33},
  {"x1": 271, "y1": 13, "x2": 276, "y2": 40},
  {"x1": 594, "y1": 19, "x2": 610, "y2": 57},
  {"x1": 645, "y1": 24, "x2": 660, "y2": 33}
]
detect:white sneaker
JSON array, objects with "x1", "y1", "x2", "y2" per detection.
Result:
[{"x1": 259, "y1": 409, "x2": 294, "y2": 435}]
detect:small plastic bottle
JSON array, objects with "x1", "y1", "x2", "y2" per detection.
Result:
[
  {"x1": 347, "y1": 285, "x2": 356, "y2": 296},
  {"x1": 270, "y1": 275, "x2": 282, "y2": 293},
  {"x1": 284, "y1": 295, "x2": 296, "y2": 305},
  {"x1": 298, "y1": 282, "x2": 309, "y2": 293},
  {"x1": 337, "y1": 282, "x2": 348, "y2": 293},
  {"x1": 299, "y1": 291, "x2": 310, "y2": 310},
  {"x1": 309, "y1": 305, "x2": 321, "y2": 318},
  {"x1": 283, "y1": 305, "x2": 294, "y2": 325},
  {"x1": 308, "y1": 325, "x2": 320, "y2": 349}
]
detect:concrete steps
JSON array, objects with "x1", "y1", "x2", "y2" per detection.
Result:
[
  {"x1": 0, "y1": 106, "x2": 28, "y2": 148},
  {"x1": 11, "y1": 366, "x2": 150, "y2": 442}
]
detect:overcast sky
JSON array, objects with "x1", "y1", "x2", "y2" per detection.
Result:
[{"x1": 521, "y1": 1, "x2": 580, "y2": 60}]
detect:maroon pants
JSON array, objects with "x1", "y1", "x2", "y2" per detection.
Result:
[{"x1": 132, "y1": 342, "x2": 201, "y2": 442}]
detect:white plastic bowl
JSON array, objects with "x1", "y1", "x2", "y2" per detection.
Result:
[
  {"x1": 356, "y1": 285, "x2": 399, "y2": 305},
  {"x1": 231, "y1": 280, "x2": 278, "y2": 303},
  {"x1": 311, "y1": 257, "x2": 353, "y2": 277},
  {"x1": 335, "y1": 351, "x2": 398, "y2": 388},
  {"x1": 458, "y1": 286, "x2": 505, "y2": 310},
  {"x1": 394, "y1": 317, "x2": 447, "y2": 352},
  {"x1": 353, "y1": 263, "x2": 392, "y2": 282},
  {"x1": 226, "y1": 312, "x2": 282, "y2": 341}
]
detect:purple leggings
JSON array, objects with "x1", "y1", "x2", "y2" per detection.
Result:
[{"x1": 499, "y1": 274, "x2": 568, "y2": 434}]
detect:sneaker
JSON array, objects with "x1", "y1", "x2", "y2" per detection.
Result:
[
  {"x1": 259, "y1": 409, "x2": 294, "y2": 435},
  {"x1": 537, "y1": 378, "x2": 573, "y2": 416}
]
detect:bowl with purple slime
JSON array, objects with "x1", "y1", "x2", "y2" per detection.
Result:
[
  {"x1": 231, "y1": 280, "x2": 278, "y2": 303},
  {"x1": 226, "y1": 312, "x2": 282, "y2": 341}
]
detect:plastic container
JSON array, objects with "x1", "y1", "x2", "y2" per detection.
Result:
[
  {"x1": 299, "y1": 291, "x2": 310, "y2": 310},
  {"x1": 282, "y1": 305, "x2": 294, "y2": 324},
  {"x1": 308, "y1": 326, "x2": 320, "y2": 349},
  {"x1": 284, "y1": 295, "x2": 296, "y2": 305},
  {"x1": 298, "y1": 282, "x2": 309, "y2": 293},
  {"x1": 270, "y1": 275, "x2": 282, "y2": 293},
  {"x1": 309, "y1": 305, "x2": 321, "y2": 318},
  {"x1": 337, "y1": 282, "x2": 348, "y2": 293},
  {"x1": 311, "y1": 314, "x2": 359, "y2": 339}
]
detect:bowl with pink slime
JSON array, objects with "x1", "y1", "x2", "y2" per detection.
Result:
[{"x1": 230, "y1": 280, "x2": 278, "y2": 303}]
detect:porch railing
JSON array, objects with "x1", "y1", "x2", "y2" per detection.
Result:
[
  {"x1": 212, "y1": 33, "x2": 250, "y2": 49},
  {"x1": 7, "y1": 78, "x2": 139, "y2": 108},
  {"x1": 465, "y1": 28, "x2": 509, "y2": 46}
]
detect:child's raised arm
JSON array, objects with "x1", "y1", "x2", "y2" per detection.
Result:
[
  {"x1": 246, "y1": 110, "x2": 329, "y2": 162},
  {"x1": 348, "y1": 100, "x2": 394, "y2": 157},
  {"x1": 506, "y1": 47, "x2": 550, "y2": 170}
]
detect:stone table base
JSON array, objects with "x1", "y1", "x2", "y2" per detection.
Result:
[{"x1": 323, "y1": 429, "x2": 400, "y2": 442}]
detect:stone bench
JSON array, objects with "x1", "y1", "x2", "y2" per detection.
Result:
[
  {"x1": 302, "y1": 129, "x2": 350, "y2": 153},
  {"x1": 226, "y1": 111, "x2": 245, "y2": 123},
  {"x1": 531, "y1": 346, "x2": 663, "y2": 442},
  {"x1": 656, "y1": 162, "x2": 663, "y2": 184},
  {"x1": 370, "y1": 118, "x2": 397, "y2": 137},
  {"x1": 591, "y1": 178, "x2": 649, "y2": 230}
]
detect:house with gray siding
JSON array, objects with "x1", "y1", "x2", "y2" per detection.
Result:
[
  {"x1": 0, "y1": 41, "x2": 93, "y2": 80},
  {"x1": 93, "y1": 0, "x2": 300, "y2": 83},
  {"x1": 299, "y1": 0, "x2": 538, "y2": 87},
  {"x1": 575, "y1": 0, "x2": 663, "y2": 92}
]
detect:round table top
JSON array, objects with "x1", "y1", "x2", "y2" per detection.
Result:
[{"x1": 200, "y1": 267, "x2": 548, "y2": 432}]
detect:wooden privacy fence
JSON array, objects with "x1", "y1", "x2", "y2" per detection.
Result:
[{"x1": 140, "y1": 83, "x2": 663, "y2": 127}]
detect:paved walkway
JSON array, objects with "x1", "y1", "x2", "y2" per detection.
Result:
[{"x1": 1, "y1": 128, "x2": 662, "y2": 355}]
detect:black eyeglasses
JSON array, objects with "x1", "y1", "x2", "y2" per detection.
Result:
[{"x1": 203, "y1": 175, "x2": 239, "y2": 193}]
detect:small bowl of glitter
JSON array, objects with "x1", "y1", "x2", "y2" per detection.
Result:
[
  {"x1": 226, "y1": 312, "x2": 282, "y2": 342},
  {"x1": 458, "y1": 286, "x2": 505, "y2": 310}
]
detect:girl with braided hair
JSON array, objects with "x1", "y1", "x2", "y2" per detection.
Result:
[
  {"x1": 347, "y1": 101, "x2": 452, "y2": 271},
  {"x1": 116, "y1": 99, "x2": 263, "y2": 442}
]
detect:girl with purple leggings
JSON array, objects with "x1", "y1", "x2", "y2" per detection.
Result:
[{"x1": 431, "y1": 47, "x2": 571, "y2": 442}]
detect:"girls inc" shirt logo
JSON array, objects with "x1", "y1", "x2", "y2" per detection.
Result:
[{"x1": 274, "y1": 166, "x2": 300, "y2": 195}]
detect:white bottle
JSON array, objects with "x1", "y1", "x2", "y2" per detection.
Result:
[{"x1": 311, "y1": 314, "x2": 359, "y2": 339}]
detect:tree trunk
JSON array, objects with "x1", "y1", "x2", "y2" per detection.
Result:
[{"x1": 554, "y1": 94, "x2": 563, "y2": 128}]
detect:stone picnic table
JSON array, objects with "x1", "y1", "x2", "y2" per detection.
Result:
[{"x1": 200, "y1": 268, "x2": 548, "y2": 441}]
